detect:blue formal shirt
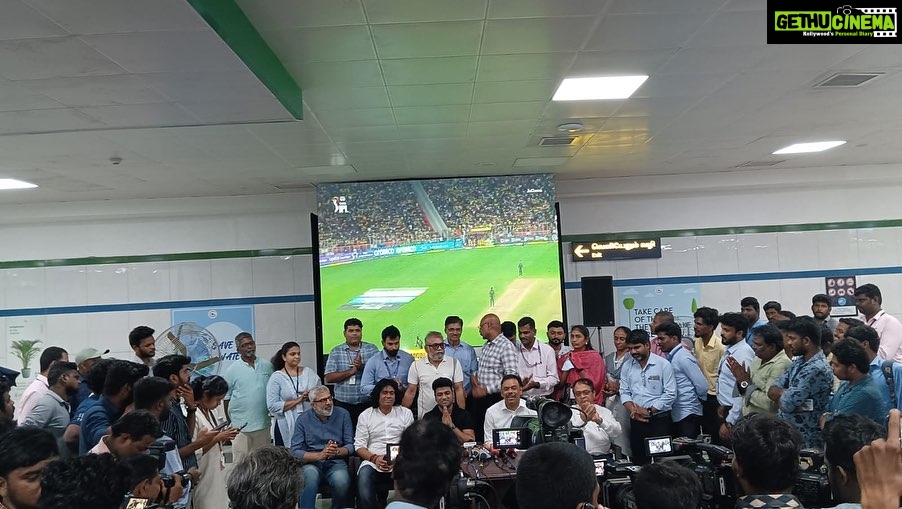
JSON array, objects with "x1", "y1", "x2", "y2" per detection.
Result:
[
  {"x1": 223, "y1": 357, "x2": 274, "y2": 433},
  {"x1": 360, "y1": 350, "x2": 415, "y2": 395},
  {"x1": 772, "y1": 351, "x2": 833, "y2": 449},
  {"x1": 325, "y1": 342, "x2": 380, "y2": 404},
  {"x1": 868, "y1": 356, "x2": 901, "y2": 415},
  {"x1": 619, "y1": 354, "x2": 677, "y2": 412},
  {"x1": 666, "y1": 346, "x2": 709, "y2": 421},
  {"x1": 445, "y1": 340, "x2": 478, "y2": 394},
  {"x1": 79, "y1": 396, "x2": 120, "y2": 454},
  {"x1": 829, "y1": 375, "x2": 886, "y2": 423},
  {"x1": 290, "y1": 406, "x2": 355, "y2": 470}
]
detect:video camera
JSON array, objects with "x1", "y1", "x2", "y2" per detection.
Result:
[
  {"x1": 601, "y1": 436, "x2": 738, "y2": 509},
  {"x1": 510, "y1": 396, "x2": 573, "y2": 447},
  {"x1": 793, "y1": 449, "x2": 832, "y2": 508}
]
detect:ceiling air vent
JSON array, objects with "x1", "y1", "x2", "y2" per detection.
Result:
[
  {"x1": 815, "y1": 72, "x2": 883, "y2": 88},
  {"x1": 735, "y1": 160, "x2": 786, "y2": 168},
  {"x1": 538, "y1": 136, "x2": 577, "y2": 146}
]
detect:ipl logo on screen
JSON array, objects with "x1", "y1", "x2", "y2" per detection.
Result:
[{"x1": 331, "y1": 195, "x2": 349, "y2": 213}]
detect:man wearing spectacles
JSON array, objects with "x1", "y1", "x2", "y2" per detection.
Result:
[
  {"x1": 290, "y1": 385, "x2": 355, "y2": 509},
  {"x1": 516, "y1": 316, "x2": 559, "y2": 398},
  {"x1": 402, "y1": 332, "x2": 465, "y2": 418},
  {"x1": 471, "y1": 313, "x2": 519, "y2": 443}
]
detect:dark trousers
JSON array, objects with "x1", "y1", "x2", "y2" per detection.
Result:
[
  {"x1": 629, "y1": 412, "x2": 672, "y2": 465},
  {"x1": 671, "y1": 414, "x2": 701, "y2": 440},
  {"x1": 701, "y1": 394, "x2": 720, "y2": 437},
  {"x1": 334, "y1": 400, "x2": 370, "y2": 429},
  {"x1": 470, "y1": 392, "x2": 502, "y2": 443}
]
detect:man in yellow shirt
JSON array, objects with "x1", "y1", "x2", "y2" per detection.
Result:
[{"x1": 693, "y1": 307, "x2": 723, "y2": 436}]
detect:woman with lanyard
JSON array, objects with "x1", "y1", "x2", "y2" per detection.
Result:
[
  {"x1": 267, "y1": 341, "x2": 321, "y2": 446},
  {"x1": 603, "y1": 326, "x2": 633, "y2": 456},
  {"x1": 190, "y1": 375, "x2": 239, "y2": 509}
]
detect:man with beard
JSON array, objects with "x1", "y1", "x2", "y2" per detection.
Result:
[
  {"x1": 223, "y1": 332, "x2": 274, "y2": 463},
  {"x1": 854, "y1": 283, "x2": 902, "y2": 362},
  {"x1": 741, "y1": 297, "x2": 769, "y2": 346},
  {"x1": 129, "y1": 325, "x2": 157, "y2": 369},
  {"x1": 715, "y1": 313, "x2": 755, "y2": 445},
  {"x1": 547, "y1": 320, "x2": 571, "y2": 358},
  {"x1": 153, "y1": 355, "x2": 206, "y2": 470},
  {"x1": 767, "y1": 316, "x2": 834, "y2": 449},
  {"x1": 728, "y1": 324, "x2": 791, "y2": 417},
  {"x1": 811, "y1": 294, "x2": 839, "y2": 333},
  {"x1": 360, "y1": 325, "x2": 415, "y2": 395},
  {"x1": 291, "y1": 385, "x2": 355, "y2": 509},
  {"x1": 402, "y1": 332, "x2": 465, "y2": 417},
  {"x1": 22, "y1": 362, "x2": 80, "y2": 439},
  {"x1": 834, "y1": 317, "x2": 864, "y2": 343},
  {"x1": 133, "y1": 376, "x2": 198, "y2": 507},
  {"x1": 619, "y1": 329, "x2": 677, "y2": 464},
  {"x1": 422, "y1": 377, "x2": 476, "y2": 443},
  {"x1": 0, "y1": 427, "x2": 58, "y2": 509},
  {"x1": 79, "y1": 360, "x2": 147, "y2": 454}
]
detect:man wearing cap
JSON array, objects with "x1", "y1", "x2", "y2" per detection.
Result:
[{"x1": 70, "y1": 348, "x2": 108, "y2": 417}]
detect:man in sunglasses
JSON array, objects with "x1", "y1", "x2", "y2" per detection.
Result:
[{"x1": 402, "y1": 331, "x2": 465, "y2": 418}]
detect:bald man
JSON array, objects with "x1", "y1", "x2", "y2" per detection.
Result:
[{"x1": 470, "y1": 313, "x2": 519, "y2": 442}]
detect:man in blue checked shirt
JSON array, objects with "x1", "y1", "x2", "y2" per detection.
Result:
[
  {"x1": 619, "y1": 329, "x2": 677, "y2": 465},
  {"x1": 443, "y1": 316, "x2": 477, "y2": 397},
  {"x1": 655, "y1": 323, "x2": 709, "y2": 439},
  {"x1": 325, "y1": 318, "x2": 379, "y2": 428},
  {"x1": 767, "y1": 316, "x2": 834, "y2": 449},
  {"x1": 360, "y1": 325, "x2": 414, "y2": 395}
]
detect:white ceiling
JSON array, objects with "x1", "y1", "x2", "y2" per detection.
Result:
[{"x1": 0, "y1": 0, "x2": 900, "y2": 204}]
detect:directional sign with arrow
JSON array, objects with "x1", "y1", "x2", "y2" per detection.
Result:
[{"x1": 570, "y1": 238, "x2": 662, "y2": 262}]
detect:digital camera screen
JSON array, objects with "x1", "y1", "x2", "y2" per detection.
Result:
[
  {"x1": 594, "y1": 459, "x2": 606, "y2": 476},
  {"x1": 493, "y1": 428, "x2": 526, "y2": 449},
  {"x1": 386, "y1": 443, "x2": 400, "y2": 463},
  {"x1": 646, "y1": 436, "x2": 673, "y2": 456}
]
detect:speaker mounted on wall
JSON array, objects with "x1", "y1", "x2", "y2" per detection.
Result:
[{"x1": 581, "y1": 276, "x2": 615, "y2": 327}]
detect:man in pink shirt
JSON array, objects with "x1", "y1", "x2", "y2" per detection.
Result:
[
  {"x1": 855, "y1": 283, "x2": 902, "y2": 362},
  {"x1": 89, "y1": 409, "x2": 162, "y2": 458}
]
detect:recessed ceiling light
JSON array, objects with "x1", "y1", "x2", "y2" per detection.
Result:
[
  {"x1": 553, "y1": 75, "x2": 648, "y2": 101},
  {"x1": 0, "y1": 179, "x2": 37, "y2": 190},
  {"x1": 772, "y1": 141, "x2": 846, "y2": 154},
  {"x1": 558, "y1": 122, "x2": 584, "y2": 133}
]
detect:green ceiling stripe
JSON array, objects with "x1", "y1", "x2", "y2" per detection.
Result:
[
  {"x1": 561, "y1": 218, "x2": 902, "y2": 243},
  {"x1": 0, "y1": 248, "x2": 312, "y2": 270},
  {"x1": 186, "y1": 0, "x2": 303, "y2": 119}
]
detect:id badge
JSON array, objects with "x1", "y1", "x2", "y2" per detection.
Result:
[
  {"x1": 349, "y1": 375, "x2": 356, "y2": 386},
  {"x1": 800, "y1": 399, "x2": 814, "y2": 412}
]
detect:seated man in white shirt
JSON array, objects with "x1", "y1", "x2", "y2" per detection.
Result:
[
  {"x1": 355, "y1": 379, "x2": 414, "y2": 509},
  {"x1": 569, "y1": 378, "x2": 622, "y2": 456},
  {"x1": 483, "y1": 374, "x2": 536, "y2": 448}
]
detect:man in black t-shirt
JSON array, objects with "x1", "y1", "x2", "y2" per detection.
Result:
[{"x1": 423, "y1": 377, "x2": 476, "y2": 443}]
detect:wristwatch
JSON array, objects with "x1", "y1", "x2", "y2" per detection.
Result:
[{"x1": 739, "y1": 381, "x2": 750, "y2": 392}]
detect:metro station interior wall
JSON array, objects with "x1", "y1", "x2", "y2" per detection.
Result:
[
  {"x1": 557, "y1": 167, "x2": 902, "y2": 356},
  {"x1": 563, "y1": 227, "x2": 902, "y2": 356},
  {"x1": 0, "y1": 192, "x2": 320, "y2": 389}
]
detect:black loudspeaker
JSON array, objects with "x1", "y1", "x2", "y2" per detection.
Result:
[{"x1": 581, "y1": 276, "x2": 615, "y2": 327}]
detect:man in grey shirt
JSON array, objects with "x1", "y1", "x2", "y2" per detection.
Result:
[{"x1": 23, "y1": 361, "x2": 80, "y2": 439}]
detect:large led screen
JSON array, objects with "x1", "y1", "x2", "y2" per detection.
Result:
[{"x1": 316, "y1": 174, "x2": 563, "y2": 353}]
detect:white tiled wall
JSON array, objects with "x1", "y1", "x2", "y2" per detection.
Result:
[
  {"x1": 566, "y1": 226, "x2": 902, "y2": 356},
  {"x1": 0, "y1": 255, "x2": 316, "y2": 382}
]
